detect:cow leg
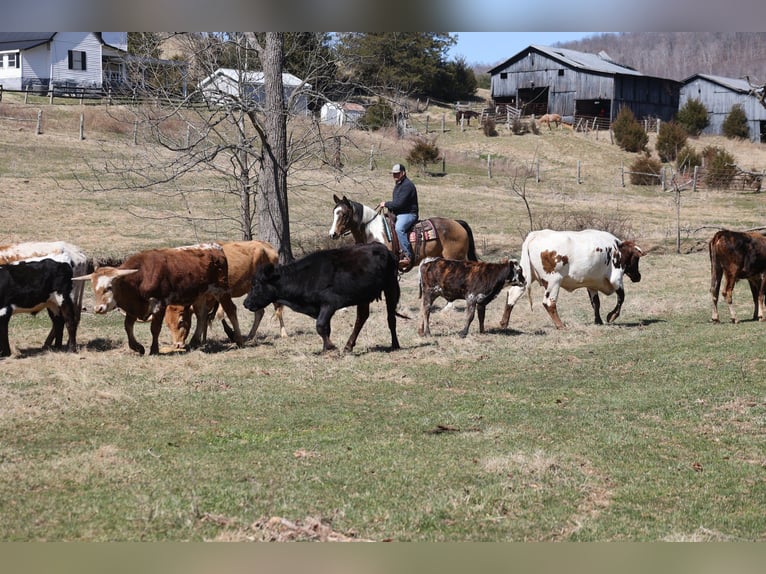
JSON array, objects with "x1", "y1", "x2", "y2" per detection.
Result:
[
  {"x1": 316, "y1": 306, "x2": 337, "y2": 351},
  {"x1": 242, "y1": 306, "x2": 265, "y2": 341},
  {"x1": 44, "y1": 308, "x2": 65, "y2": 349},
  {"x1": 275, "y1": 303, "x2": 288, "y2": 338},
  {"x1": 477, "y1": 303, "x2": 487, "y2": 334},
  {"x1": 149, "y1": 307, "x2": 165, "y2": 355},
  {"x1": 606, "y1": 287, "x2": 625, "y2": 323},
  {"x1": 587, "y1": 289, "x2": 604, "y2": 325},
  {"x1": 0, "y1": 313, "x2": 12, "y2": 357},
  {"x1": 60, "y1": 298, "x2": 78, "y2": 352},
  {"x1": 710, "y1": 264, "x2": 724, "y2": 323},
  {"x1": 501, "y1": 285, "x2": 526, "y2": 329},
  {"x1": 542, "y1": 281, "x2": 566, "y2": 329},
  {"x1": 722, "y1": 274, "x2": 739, "y2": 323},
  {"x1": 759, "y1": 275, "x2": 766, "y2": 321},
  {"x1": 460, "y1": 299, "x2": 477, "y2": 338},
  {"x1": 124, "y1": 315, "x2": 145, "y2": 355},
  {"x1": 419, "y1": 291, "x2": 434, "y2": 337},
  {"x1": 344, "y1": 302, "x2": 370, "y2": 352},
  {"x1": 217, "y1": 295, "x2": 243, "y2": 347},
  {"x1": 747, "y1": 276, "x2": 763, "y2": 321}
]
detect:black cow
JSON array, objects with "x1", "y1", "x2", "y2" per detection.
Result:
[
  {"x1": 0, "y1": 258, "x2": 77, "y2": 357},
  {"x1": 418, "y1": 257, "x2": 525, "y2": 338},
  {"x1": 244, "y1": 243, "x2": 401, "y2": 352}
]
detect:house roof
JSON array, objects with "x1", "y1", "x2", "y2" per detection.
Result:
[
  {"x1": 199, "y1": 68, "x2": 309, "y2": 88},
  {"x1": 489, "y1": 45, "x2": 643, "y2": 77},
  {"x1": 0, "y1": 32, "x2": 125, "y2": 53},
  {"x1": 681, "y1": 73, "x2": 752, "y2": 94}
]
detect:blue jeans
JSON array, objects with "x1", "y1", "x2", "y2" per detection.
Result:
[{"x1": 395, "y1": 213, "x2": 417, "y2": 259}]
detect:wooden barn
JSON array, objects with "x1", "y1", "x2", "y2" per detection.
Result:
[
  {"x1": 680, "y1": 74, "x2": 766, "y2": 143},
  {"x1": 488, "y1": 45, "x2": 680, "y2": 126}
]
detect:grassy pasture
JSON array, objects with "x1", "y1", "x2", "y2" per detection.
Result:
[{"x1": 1, "y1": 98, "x2": 766, "y2": 541}]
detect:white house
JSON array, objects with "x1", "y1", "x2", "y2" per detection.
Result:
[
  {"x1": 0, "y1": 32, "x2": 127, "y2": 92},
  {"x1": 320, "y1": 101, "x2": 365, "y2": 126},
  {"x1": 198, "y1": 68, "x2": 311, "y2": 115}
]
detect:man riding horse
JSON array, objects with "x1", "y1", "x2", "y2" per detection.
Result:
[{"x1": 378, "y1": 163, "x2": 418, "y2": 271}]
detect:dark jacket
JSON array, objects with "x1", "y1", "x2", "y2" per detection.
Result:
[{"x1": 385, "y1": 176, "x2": 419, "y2": 216}]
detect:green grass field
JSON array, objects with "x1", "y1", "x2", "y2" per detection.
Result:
[{"x1": 1, "y1": 97, "x2": 765, "y2": 541}]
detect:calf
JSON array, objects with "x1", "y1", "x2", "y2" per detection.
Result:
[
  {"x1": 502, "y1": 229, "x2": 643, "y2": 329},
  {"x1": 0, "y1": 259, "x2": 77, "y2": 357},
  {"x1": 709, "y1": 229, "x2": 766, "y2": 323},
  {"x1": 418, "y1": 257, "x2": 525, "y2": 337},
  {"x1": 244, "y1": 242, "x2": 400, "y2": 353},
  {"x1": 164, "y1": 240, "x2": 287, "y2": 348},
  {"x1": 74, "y1": 243, "x2": 243, "y2": 355}
]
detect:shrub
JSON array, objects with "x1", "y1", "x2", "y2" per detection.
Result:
[
  {"x1": 722, "y1": 104, "x2": 749, "y2": 139},
  {"x1": 676, "y1": 98, "x2": 709, "y2": 136},
  {"x1": 510, "y1": 117, "x2": 528, "y2": 135},
  {"x1": 406, "y1": 137, "x2": 441, "y2": 174},
  {"x1": 629, "y1": 154, "x2": 662, "y2": 185},
  {"x1": 676, "y1": 144, "x2": 702, "y2": 173},
  {"x1": 655, "y1": 121, "x2": 688, "y2": 163},
  {"x1": 357, "y1": 98, "x2": 394, "y2": 131},
  {"x1": 612, "y1": 106, "x2": 648, "y2": 152},
  {"x1": 483, "y1": 117, "x2": 498, "y2": 137},
  {"x1": 702, "y1": 145, "x2": 737, "y2": 188}
]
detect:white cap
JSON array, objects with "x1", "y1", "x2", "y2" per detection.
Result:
[{"x1": 391, "y1": 163, "x2": 405, "y2": 174}]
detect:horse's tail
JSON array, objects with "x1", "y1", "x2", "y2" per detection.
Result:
[{"x1": 456, "y1": 220, "x2": 479, "y2": 261}]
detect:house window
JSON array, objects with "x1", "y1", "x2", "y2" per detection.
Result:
[
  {"x1": 68, "y1": 50, "x2": 87, "y2": 71},
  {"x1": 6, "y1": 53, "x2": 19, "y2": 68},
  {"x1": 500, "y1": 72, "x2": 508, "y2": 79},
  {"x1": 558, "y1": 69, "x2": 564, "y2": 76}
]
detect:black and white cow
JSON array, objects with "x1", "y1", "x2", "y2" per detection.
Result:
[
  {"x1": 501, "y1": 229, "x2": 643, "y2": 329},
  {"x1": 0, "y1": 258, "x2": 77, "y2": 357},
  {"x1": 418, "y1": 257, "x2": 525, "y2": 337},
  {"x1": 244, "y1": 242, "x2": 401, "y2": 353}
]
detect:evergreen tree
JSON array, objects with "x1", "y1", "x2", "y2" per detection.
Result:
[
  {"x1": 722, "y1": 104, "x2": 750, "y2": 139},
  {"x1": 676, "y1": 98, "x2": 709, "y2": 136}
]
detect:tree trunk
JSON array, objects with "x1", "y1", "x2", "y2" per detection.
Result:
[{"x1": 257, "y1": 33, "x2": 293, "y2": 263}]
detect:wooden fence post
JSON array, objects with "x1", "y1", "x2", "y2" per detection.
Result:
[
  {"x1": 369, "y1": 146, "x2": 375, "y2": 171},
  {"x1": 577, "y1": 160, "x2": 582, "y2": 184},
  {"x1": 79, "y1": 113, "x2": 84, "y2": 140},
  {"x1": 621, "y1": 162, "x2": 625, "y2": 187},
  {"x1": 487, "y1": 154, "x2": 492, "y2": 179},
  {"x1": 536, "y1": 160, "x2": 541, "y2": 183},
  {"x1": 425, "y1": 115, "x2": 429, "y2": 134},
  {"x1": 0, "y1": 85, "x2": 3, "y2": 102},
  {"x1": 442, "y1": 156, "x2": 446, "y2": 174},
  {"x1": 35, "y1": 110, "x2": 42, "y2": 135},
  {"x1": 24, "y1": 86, "x2": 29, "y2": 104},
  {"x1": 441, "y1": 113, "x2": 445, "y2": 133},
  {"x1": 692, "y1": 165, "x2": 699, "y2": 192}
]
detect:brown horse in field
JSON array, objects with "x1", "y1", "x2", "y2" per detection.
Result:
[
  {"x1": 456, "y1": 109, "x2": 480, "y2": 126},
  {"x1": 538, "y1": 113, "x2": 562, "y2": 129},
  {"x1": 328, "y1": 195, "x2": 478, "y2": 271}
]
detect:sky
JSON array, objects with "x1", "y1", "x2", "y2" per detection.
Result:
[{"x1": 448, "y1": 32, "x2": 603, "y2": 66}]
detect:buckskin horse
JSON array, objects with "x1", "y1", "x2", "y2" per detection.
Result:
[{"x1": 329, "y1": 194, "x2": 478, "y2": 271}]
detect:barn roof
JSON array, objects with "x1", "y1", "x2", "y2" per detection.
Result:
[
  {"x1": 489, "y1": 45, "x2": 643, "y2": 77},
  {"x1": 681, "y1": 73, "x2": 752, "y2": 94}
]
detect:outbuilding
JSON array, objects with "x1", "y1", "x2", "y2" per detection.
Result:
[
  {"x1": 680, "y1": 74, "x2": 766, "y2": 143},
  {"x1": 198, "y1": 68, "x2": 311, "y2": 115},
  {"x1": 320, "y1": 101, "x2": 365, "y2": 126},
  {"x1": 488, "y1": 45, "x2": 680, "y2": 125}
]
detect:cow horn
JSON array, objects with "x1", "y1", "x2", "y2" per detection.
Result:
[
  {"x1": 114, "y1": 268, "x2": 139, "y2": 277},
  {"x1": 72, "y1": 273, "x2": 94, "y2": 282}
]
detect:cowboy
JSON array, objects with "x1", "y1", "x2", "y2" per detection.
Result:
[{"x1": 379, "y1": 163, "x2": 419, "y2": 270}]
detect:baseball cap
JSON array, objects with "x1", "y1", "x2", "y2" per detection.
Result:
[{"x1": 391, "y1": 163, "x2": 405, "y2": 173}]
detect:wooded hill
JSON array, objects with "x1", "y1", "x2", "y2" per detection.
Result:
[{"x1": 559, "y1": 32, "x2": 766, "y2": 82}]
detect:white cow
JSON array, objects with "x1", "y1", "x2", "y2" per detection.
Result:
[{"x1": 500, "y1": 229, "x2": 643, "y2": 329}]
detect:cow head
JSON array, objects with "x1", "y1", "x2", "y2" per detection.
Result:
[
  {"x1": 617, "y1": 241, "x2": 643, "y2": 283},
  {"x1": 165, "y1": 304, "x2": 192, "y2": 349},
  {"x1": 244, "y1": 263, "x2": 279, "y2": 312},
  {"x1": 73, "y1": 267, "x2": 138, "y2": 314},
  {"x1": 506, "y1": 258, "x2": 526, "y2": 287}
]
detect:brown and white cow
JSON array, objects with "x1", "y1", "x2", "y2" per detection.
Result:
[
  {"x1": 709, "y1": 229, "x2": 766, "y2": 323},
  {"x1": 164, "y1": 240, "x2": 287, "y2": 349},
  {"x1": 501, "y1": 229, "x2": 643, "y2": 329},
  {"x1": 74, "y1": 243, "x2": 243, "y2": 355},
  {"x1": 0, "y1": 241, "x2": 89, "y2": 348},
  {"x1": 418, "y1": 257, "x2": 525, "y2": 338}
]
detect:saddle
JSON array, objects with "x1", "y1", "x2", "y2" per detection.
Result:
[{"x1": 383, "y1": 214, "x2": 438, "y2": 262}]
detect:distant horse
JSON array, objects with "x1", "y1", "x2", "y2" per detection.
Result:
[
  {"x1": 538, "y1": 113, "x2": 562, "y2": 129},
  {"x1": 456, "y1": 109, "x2": 480, "y2": 126},
  {"x1": 329, "y1": 194, "x2": 478, "y2": 271}
]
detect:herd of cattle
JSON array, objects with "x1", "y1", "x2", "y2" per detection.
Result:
[{"x1": 0, "y1": 226, "x2": 762, "y2": 358}]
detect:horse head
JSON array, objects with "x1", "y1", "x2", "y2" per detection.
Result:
[{"x1": 329, "y1": 194, "x2": 354, "y2": 239}]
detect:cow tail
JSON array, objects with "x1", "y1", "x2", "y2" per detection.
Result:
[
  {"x1": 520, "y1": 237, "x2": 534, "y2": 309},
  {"x1": 456, "y1": 220, "x2": 479, "y2": 261}
]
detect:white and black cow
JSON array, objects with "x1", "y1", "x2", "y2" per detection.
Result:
[
  {"x1": 418, "y1": 257, "x2": 525, "y2": 337},
  {"x1": 501, "y1": 229, "x2": 643, "y2": 329},
  {"x1": 0, "y1": 258, "x2": 78, "y2": 357},
  {"x1": 244, "y1": 242, "x2": 401, "y2": 353}
]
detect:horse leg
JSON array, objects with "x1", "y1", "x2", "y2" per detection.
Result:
[
  {"x1": 344, "y1": 302, "x2": 370, "y2": 352},
  {"x1": 587, "y1": 289, "x2": 604, "y2": 325}
]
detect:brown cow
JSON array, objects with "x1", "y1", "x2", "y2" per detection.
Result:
[
  {"x1": 418, "y1": 257, "x2": 525, "y2": 338},
  {"x1": 709, "y1": 229, "x2": 766, "y2": 323},
  {"x1": 164, "y1": 240, "x2": 287, "y2": 348},
  {"x1": 74, "y1": 243, "x2": 243, "y2": 355}
]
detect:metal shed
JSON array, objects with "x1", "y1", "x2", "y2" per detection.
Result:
[
  {"x1": 489, "y1": 45, "x2": 680, "y2": 125},
  {"x1": 680, "y1": 74, "x2": 766, "y2": 143}
]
